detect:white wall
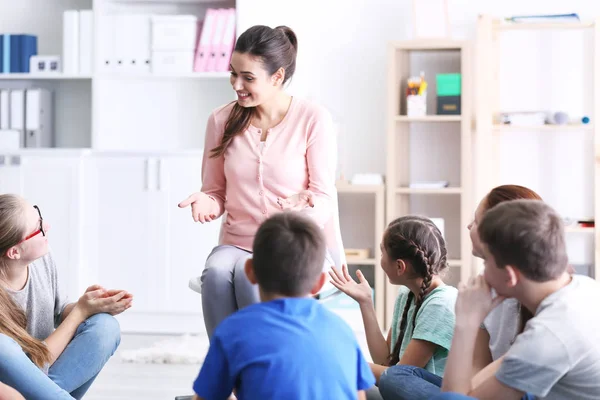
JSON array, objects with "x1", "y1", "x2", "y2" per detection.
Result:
[
  {"x1": 239, "y1": 0, "x2": 599, "y2": 267},
  {"x1": 238, "y1": 0, "x2": 600, "y2": 176}
]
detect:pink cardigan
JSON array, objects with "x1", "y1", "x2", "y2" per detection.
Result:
[{"x1": 201, "y1": 97, "x2": 337, "y2": 251}]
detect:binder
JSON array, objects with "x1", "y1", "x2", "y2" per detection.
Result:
[
  {"x1": 25, "y1": 88, "x2": 53, "y2": 148},
  {"x1": 9, "y1": 90, "x2": 25, "y2": 146},
  {"x1": 97, "y1": 15, "x2": 116, "y2": 72},
  {"x1": 129, "y1": 15, "x2": 151, "y2": 73},
  {"x1": 205, "y1": 9, "x2": 227, "y2": 72},
  {"x1": 20, "y1": 35, "x2": 38, "y2": 73},
  {"x1": 193, "y1": 8, "x2": 218, "y2": 72},
  {"x1": 79, "y1": 10, "x2": 94, "y2": 75},
  {"x1": 63, "y1": 10, "x2": 80, "y2": 74},
  {"x1": 114, "y1": 15, "x2": 151, "y2": 73},
  {"x1": 10, "y1": 35, "x2": 21, "y2": 73},
  {"x1": 2, "y1": 35, "x2": 9, "y2": 73},
  {"x1": 0, "y1": 90, "x2": 9, "y2": 129},
  {"x1": 215, "y1": 8, "x2": 236, "y2": 72},
  {"x1": 0, "y1": 35, "x2": 3, "y2": 73}
]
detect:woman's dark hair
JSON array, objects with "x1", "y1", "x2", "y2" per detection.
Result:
[
  {"x1": 210, "y1": 25, "x2": 298, "y2": 158},
  {"x1": 385, "y1": 216, "x2": 448, "y2": 366},
  {"x1": 483, "y1": 185, "x2": 542, "y2": 334}
]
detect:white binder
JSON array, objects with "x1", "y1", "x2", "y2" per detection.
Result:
[
  {"x1": 25, "y1": 89, "x2": 53, "y2": 148},
  {"x1": 0, "y1": 90, "x2": 9, "y2": 130},
  {"x1": 79, "y1": 10, "x2": 94, "y2": 75},
  {"x1": 9, "y1": 90, "x2": 24, "y2": 146},
  {"x1": 63, "y1": 10, "x2": 80, "y2": 74}
]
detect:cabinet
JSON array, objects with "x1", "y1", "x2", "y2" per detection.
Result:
[{"x1": 82, "y1": 153, "x2": 220, "y2": 332}]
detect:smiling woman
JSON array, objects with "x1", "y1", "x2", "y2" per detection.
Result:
[{"x1": 178, "y1": 24, "x2": 339, "y2": 339}]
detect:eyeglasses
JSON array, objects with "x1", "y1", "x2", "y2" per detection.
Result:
[{"x1": 18, "y1": 205, "x2": 45, "y2": 244}]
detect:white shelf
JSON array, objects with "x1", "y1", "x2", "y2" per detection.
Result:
[
  {"x1": 395, "y1": 187, "x2": 462, "y2": 194},
  {"x1": 495, "y1": 21, "x2": 594, "y2": 31},
  {"x1": 493, "y1": 124, "x2": 593, "y2": 132},
  {"x1": 565, "y1": 226, "x2": 595, "y2": 233},
  {"x1": 107, "y1": 0, "x2": 224, "y2": 3},
  {"x1": 448, "y1": 259, "x2": 462, "y2": 267},
  {"x1": 95, "y1": 72, "x2": 231, "y2": 79},
  {"x1": 396, "y1": 115, "x2": 462, "y2": 122},
  {"x1": 0, "y1": 74, "x2": 92, "y2": 80}
]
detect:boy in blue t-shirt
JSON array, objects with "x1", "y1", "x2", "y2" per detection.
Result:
[{"x1": 192, "y1": 212, "x2": 375, "y2": 400}]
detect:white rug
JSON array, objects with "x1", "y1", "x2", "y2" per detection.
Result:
[{"x1": 120, "y1": 334, "x2": 209, "y2": 364}]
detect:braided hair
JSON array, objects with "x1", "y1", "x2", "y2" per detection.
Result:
[{"x1": 385, "y1": 216, "x2": 449, "y2": 366}]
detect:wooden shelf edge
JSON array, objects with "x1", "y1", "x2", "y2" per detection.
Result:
[
  {"x1": 494, "y1": 21, "x2": 594, "y2": 31},
  {"x1": 346, "y1": 257, "x2": 377, "y2": 265},
  {"x1": 395, "y1": 187, "x2": 463, "y2": 194},
  {"x1": 337, "y1": 183, "x2": 384, "y2": 193},
  {"x1": 493, "y1": 124, "x2": 593, "y2": 132},
  {"x1": 395, "y1": 115, "x2": 462, "y2": 122}
]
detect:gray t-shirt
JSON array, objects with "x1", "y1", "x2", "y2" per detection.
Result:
[
  {"x1": 483, "y1": 297, "x2": 520, "y2": 360},
  {"x1": 7, "y1": 253, "x2": 69, "y2": 341},
  {"x1": 497, "y1": 275, "x2": 600, "y2": 399}
]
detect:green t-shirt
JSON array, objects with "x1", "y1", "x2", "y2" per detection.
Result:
[{"x1": 390, "y1": 285, "x2": 457, "y2": 376}]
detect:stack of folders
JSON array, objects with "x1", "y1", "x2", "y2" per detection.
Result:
[
  {"x1": 193, "y1": 8, "x2": 236, "y2": 73},
  {"x1": 97, "y1": 9, "x2": 236, "y2": 74},
  {"x1": 63, "y1": 10, "x2": 94, "y2": 75},
  {"x1": 0, "y1": 89, "x2": 53, "y2": 149},
  {"x1": 0, "y1": 34, "x2": 38, "y2": 73}
]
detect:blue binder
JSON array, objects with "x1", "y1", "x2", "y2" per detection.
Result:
[
  {"x1": 20, "y1": 35, "x2": 37, "y2": 73},
  {"x1": 9, "y1": 35, "x2": 21, "y2": 72}
]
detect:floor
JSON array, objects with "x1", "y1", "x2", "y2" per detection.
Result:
[
  {"x1": 86, "y1": 334, "x2": 202, "y2": 400},
  {"x1": 86, "y1": 310, "x2": 369, "y2": 400}
]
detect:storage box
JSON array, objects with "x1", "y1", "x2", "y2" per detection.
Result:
[
  {"x1": 437, "y1": 95, "x2": 461, "y2": 115},
  {"x1": 436, "y1": 73, "x2": 461, "y2": 96},
  {"x1": 151, "y1": 15, "x2": 198, "y2": 51},
  {"x1": 151, "y1": 51, "x2": 194, "y2": 74}
]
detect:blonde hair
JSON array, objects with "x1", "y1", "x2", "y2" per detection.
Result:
[{"x1": 0, "y1": 194, "x2": 50, "y2": 368}]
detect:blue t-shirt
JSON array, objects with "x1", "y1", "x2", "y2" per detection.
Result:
[{"x1": 193, "y1": 298, "x2": 375, "y2": 400}]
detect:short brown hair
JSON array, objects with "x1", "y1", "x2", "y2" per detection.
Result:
[
  {"x1": 252, "y1": 212, "x2": 326, "y2": 296},
  {"x1": 478, "y1": 200, "x2": 568, "y2": 281}
]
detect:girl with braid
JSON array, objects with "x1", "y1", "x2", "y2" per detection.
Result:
[{"x1": 329, "y1": 215, "x2": 457, "y2": 400}]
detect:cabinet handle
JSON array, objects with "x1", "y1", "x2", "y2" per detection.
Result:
[
  {"x1": 0, "y1": 156, "x2": 5, "y2": 166},
  {"x1": 10, "y1": 156, "x2": 20, "y2": 166},
  {"x1": 156, "y1": 158, "x2": 162, "y2": 191},
  {"x1": 144, "y1": 159, "x2": 150, "y2": 191}
]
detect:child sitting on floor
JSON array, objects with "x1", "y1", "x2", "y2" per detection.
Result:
[{"x1": 192, "y1": 212, "x2": 375, "y2": 400}]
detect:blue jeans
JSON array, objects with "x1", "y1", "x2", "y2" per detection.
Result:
[
  {"x1": 0, "y1": 313, "x2": 121, "y2": 400},
  {"x1": 432, "y1": 393, "x2": 536, "y2": 400},
  {"x1": 379, "y1": 365, "x2": 442, "y2": 400},
  {"x1": 381, "y1": 366, "x2": 536, "y2": 400}
]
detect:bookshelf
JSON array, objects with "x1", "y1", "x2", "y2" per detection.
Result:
[
  {"x1": 0, "y1": 0, "x2": 237, "y2": 151},
  {"x1": 475, "y1": 15, "x2": 600, "y2": 280},
  {"x1": 336, "y1": 181, "x2": 386, "y2": 326},
  {"x1": 385, "y1": 39, "x2": 473, "y2": 329}
]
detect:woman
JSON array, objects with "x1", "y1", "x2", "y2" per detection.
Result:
[
  {"x1": 0, "y1": 194, "x2": 132, "y2": 399},
  {"x1": 179, "y1": 25, "x2": 337, "y2": 337}
]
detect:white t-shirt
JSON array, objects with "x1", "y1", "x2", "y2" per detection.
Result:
[{"x1": 496, "y1": 275, "x2": 600, "y2": 399}]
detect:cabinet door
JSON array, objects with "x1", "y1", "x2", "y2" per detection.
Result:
[
  {"x1": 159, "y1": 156, "x2": 222, "y2": 314},
  {"x1": 86, "y1": 155, "x2": 166, "y2": 313},
  {"x1": 0, "y1": 154, "x2": 82, "y2": 300},
  {"x1": 20, "y1": 155, "x2": 83, "y2": 301}
]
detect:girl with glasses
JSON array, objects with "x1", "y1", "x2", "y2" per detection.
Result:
[{"x1": 0, "y1": 194, "x2": 133, "y2": 399}]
